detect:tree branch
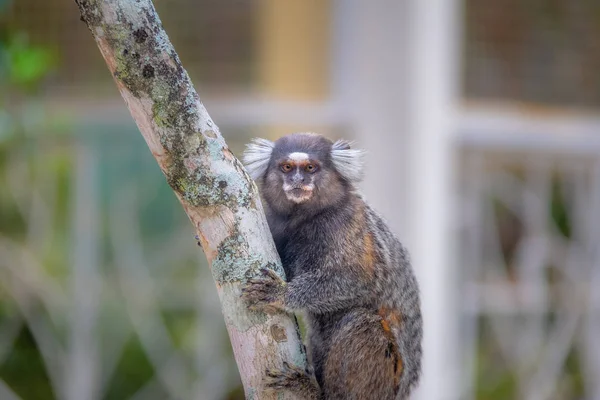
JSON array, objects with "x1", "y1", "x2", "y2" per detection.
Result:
[{"x1": 73, "y1": 0, "x2": 307, "y2": 398}]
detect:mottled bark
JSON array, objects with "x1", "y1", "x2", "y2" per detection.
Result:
[{"x1": 73, "y1": 0, "x2": 307, "y2": 398}]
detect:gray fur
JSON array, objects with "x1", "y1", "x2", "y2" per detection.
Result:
[
  {"x1": 242, "y1": 138, "x2": 275, "y2": 180},
  {"x1": 241, "y1": 133, "x2": 422, "y2": 400}
]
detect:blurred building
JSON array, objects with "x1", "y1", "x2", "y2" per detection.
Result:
[{"x1": 1, "y1": 0, "x2": 600, "y2": 399}]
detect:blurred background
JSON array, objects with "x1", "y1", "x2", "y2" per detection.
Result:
[{"x1": 1, "y1": 0, "x2": 600, "y2": 399}]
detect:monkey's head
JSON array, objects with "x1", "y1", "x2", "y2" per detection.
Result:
[{"x1": 242, "y1": 132, "x2": 365, "y2": 214}]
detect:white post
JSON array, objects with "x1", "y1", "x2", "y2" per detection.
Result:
[
  {"x1": 66, "y1": 145, "x2": 101, "y2": 400},
  {"x1": 337, "y1": 0, "x2": 412, "y2": 236},
  {"x1": 405, "y1": 0, "x2": 462, "y2": 399},
  {"x1": 339, "y1": 0, "x2": 462, "y2": 398}
]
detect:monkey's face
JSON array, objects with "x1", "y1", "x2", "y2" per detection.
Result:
[
  {"x1": 276, "y1": 152, "x2": 318, "y2": 203},
  {"x1": 243, "y1": 132, "x2": 365, "y2": 215},
  {"x1": 263, "y1": 147, "x2": 348, "y2": 215},
  {"x1": 264, "y1": 151, "x2": 347, "y2": 214}
]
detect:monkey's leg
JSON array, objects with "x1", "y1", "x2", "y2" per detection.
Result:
[
  {"x1": 322, "y1": 309, "x2": 401, "y2": 400},
  {"x1": 263, "y1": 361, "x2": 321, "y2": 399}
]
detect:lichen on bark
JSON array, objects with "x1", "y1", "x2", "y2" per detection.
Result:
[{"x1": 75, "y1": 0, "x2": 217, "y2": 204}]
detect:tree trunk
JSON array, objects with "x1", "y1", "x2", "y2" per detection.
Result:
[{"x1": 72, "y1": 1, "x2": 307, "y2": 398}]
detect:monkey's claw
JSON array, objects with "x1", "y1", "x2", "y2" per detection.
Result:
[
  {"x1": 260, "y1": 267, "x2": 281, "y2": 280},
  {"x1": 240, "y1": 268, "x2": 287, "y2": 314},
  {"x1": 264, "y1": 362, "x2": 312, "y2": 392}
]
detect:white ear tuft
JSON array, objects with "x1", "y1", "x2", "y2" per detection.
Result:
[
  {"x1": 331, "y1": 139, "x2": 366, "y2": 182},
  {"x1": 242, "y1": 138, "x2": 275, "y2": 180}
]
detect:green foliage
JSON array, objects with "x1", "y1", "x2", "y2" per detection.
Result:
[
  {"x1": 103, "y1": 336, "x2": 157, "y2": 400},
  {"x1": 0, "y1": 15, "x2": 59, "y2": 234},
  {"x1": 0, "y1": 18, "x2": 61, "y2": 144},
  {"x1": 0, "y1": 14, "x2": 65, "y2": 400},
  {"x1": 0, "y1": 327, "x2": 56, "y2": 400},
  {"x1": 2, "y1": 33, "x2": 57, "y2": 90},
  {"x1": 550, "y1": 175, "x2": 571, "y2": 238},
  {"x1": 563, "y1": 348, "x2": 585, "y2": 398}
]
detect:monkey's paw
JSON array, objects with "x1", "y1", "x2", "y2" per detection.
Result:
[
  {"x1": 241, "y1": 268, "x2": 287, "y2": 314},
  {"x1": 264, "y1": 361, "x2": 317, "y2": 395}
]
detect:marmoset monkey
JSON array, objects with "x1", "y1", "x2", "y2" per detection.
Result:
[{"x1": 241, "y1": 132, "x2": 422, "y2": 400}]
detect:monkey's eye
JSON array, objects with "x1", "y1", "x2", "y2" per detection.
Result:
[
  {"x1": 281, "y1": 163, "x2": 293, "y2": 172},
  {"x1": 305, "y1": 164, "x2": 317, "y2": 173}
]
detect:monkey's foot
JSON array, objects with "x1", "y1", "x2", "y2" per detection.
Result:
[
  {"x1": 264, "y1": 361, "x2": 320, "y2": 399},
  {"x1": 241, "y1": 268, "x2": 287, "y2": 314}
]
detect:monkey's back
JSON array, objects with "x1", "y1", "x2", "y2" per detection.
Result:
[{"x1": 363, "y1": 202, "x2": 423, "y2": 399}]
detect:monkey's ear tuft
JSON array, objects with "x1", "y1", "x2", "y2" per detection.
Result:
[
  {"x1": 332, "y1": 139, "x2": 352, "y2": 151},
  {"x1": 242, "y1": 138, "x2": 275, "y2": 180},
  {"x1": 331, "y1": 139, "x2": 366, "y2": 183}
]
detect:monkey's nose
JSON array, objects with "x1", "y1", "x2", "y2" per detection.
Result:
[{"x1": 292, "y1": 174, "x2": 305, "y2": 184}]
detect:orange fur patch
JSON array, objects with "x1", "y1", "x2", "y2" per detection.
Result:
[
  {"x1": 381, "y1": 307, "x2": 401, "y2": 327},
  {"x1": 378, "y1": 307, "x2": 403, "y2": 389},
  {"x1": 394, "y1": 352, "x2": 403, "y2": 388},
  {"x1": 380, "y1": 318, "x2": 392, "y2": 333},
  {"x1": 362, "y1": 233, "x2": 376, "y2": 274}
]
